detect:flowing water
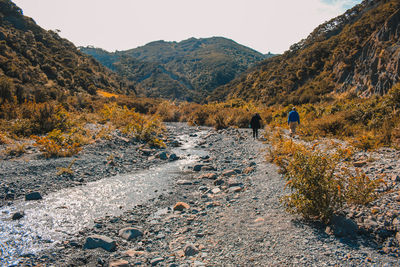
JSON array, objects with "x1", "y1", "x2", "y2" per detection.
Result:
[{"x1": 0, "y1": 130, "x2": 208, "y2": 266}]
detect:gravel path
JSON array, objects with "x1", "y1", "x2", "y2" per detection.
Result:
[{"x1": 3, "y1": 123, "x2": 400, "y2": 266}]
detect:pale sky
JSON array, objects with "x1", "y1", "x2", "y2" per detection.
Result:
[{"x1": 12, "y1": 0, "x2": 362, "y2": 54}]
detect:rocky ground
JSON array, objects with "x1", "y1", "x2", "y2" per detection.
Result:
[{"x1": 2, "y1": 123, "x2": 400, "y2": 266}]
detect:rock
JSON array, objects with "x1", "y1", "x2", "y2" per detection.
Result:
[
  {"x1": 249, "y1": 161, "x2": 257, "y2": 167},
  {"x1": 227, "y1": 178, "x2": 243, "y2": 187},
  {"x1": 391, "y1": 174, "x2": 400, "y2": 182},
  {"x1": 395, "y1": 232, "x2": 400, "y2": 244},
  {"x1": 211, "y1": 188, "x2": 221, "y2": 194},
  {"x1": 214, "y1": 179, "x2": 224, "y2": 186},
  {"x1": 169, "y1": 140, "x2": 181, "y2": 147},
  {"x1": 140, "y1": 149, "x2": 153, "y2": 156},
  {"x1": 243, "y1": 167, "x2": 254, "y2": 174},
  {"x1": 25, "y1": 192, "x2": 42, "y2": 201},
  {"x1": 124, "y1": 250, "x2": 147, "y2": 257},
  {"x1": 328, "y1": 215, "x2": 358, "y2": 237},
  {"x1": 150, "y1": 257, "x2": 164, "y2": 266},
  {"x1": 177, "y1": 180, "x2": 193, "y2": 185},
  {"x1": 184, "y1": 244, "x2": 199, "y2": 256},
  {"x1": 193, "y1": 165, "x2": 204, "y2": 172},
  {"x1": 119, "y1": 227, "x2": 143, "y2": 240},
  {"x1": 197, "y1": 173, "x2": 217, "y2": 180},
  {"x1": 109, "y1": 259, "x2": 129, "y2": 267},
  {"x1": 392, "y1": 217, "x2": 400, "y2": 231},
  {"x1": 201, "y1": 165, "x2": 216, "y2": 171},
  {"x1": 158, "y1": 151, "x2": 168, "y2": 160},
  {"x1": 229, "y1": 186, "x2": 242, "y2": 193},
  {"x1": 5, "y1": 193, "x2": 14, "y2": 200},
  {"x1": 83, "y1": 235, "x2": 117, "y2": 252},
  {"x1": 353, "y1": 161, "x2": 367, "y2": 167},
  {"x1": 222, "y1": 170, "x2": 237, "y2": 177},
  {"x1": 169, "y1": 153, "x2": 179, "y2": 161},
  {"x1": 11, "y1": 211, "x2": 24, "y2": 220},
  {"x1": 173, "y1": 202, "x2": 190, "y2": 211}
]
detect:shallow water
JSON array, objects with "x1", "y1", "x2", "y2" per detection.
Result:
[{"x1": 0, "y1": 130, "x2": 208, "y2": 265}]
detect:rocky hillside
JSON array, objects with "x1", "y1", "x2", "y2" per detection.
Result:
[
  {"x1": 80, "y1": 37, "x2": 269, "y2": 102},
  {"x1": 0, "y1": 0, "x2": 127, "y2": 103},
  {"x1": 209, "y1": 0, "x2": 400, "y2": 105}
]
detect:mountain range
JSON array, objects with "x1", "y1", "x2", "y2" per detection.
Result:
[
  {"x1": 80, "y1": 37, "x2": 270, "y2": 102},
  {"x1": 208, "y1": 0, "x2": 400, "y2": 105}
]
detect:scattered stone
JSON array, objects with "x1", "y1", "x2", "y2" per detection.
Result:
[
  {"x1": 211, "y1": 188, "x2": 221, "y2": 194},
  {"x1": 158, "y1": 151, "x2": 168, "y2": 160},
  {"x1": 201, "y1": 165, "x2": 216, "y2": 171},
  {"x1": 83, "y1": 235, "x2": 117, "y2": 252},
  {"x1": 119, "y1": 227, "x2": 143, "y2": 240},
  {"x1": 193, "y1": 165, "x2": 204, "y2": 172},
  {"x1": 169, "y1": 153, "x2": 179, "y2": 161},
  {"x1": 25, "y1": 192, "x2": 42, "y2": 201},
  {"x1": 11, "y1": 211, "x2": 24, "y2": 220},
  {"x1": 150, "y1": 257, "x2": 164, "y2": 266},
  {"x1": 227, "y1": 178, "x2": 243, "y2": 187},
  {"x1": 214, "y1": 179, "x2": 224, "y2": 186},
  {"x1": 184, "y1": 244, "x2": 199, "y2": 256},
  {"x1": 229, "y1": 186, "x2": 242, "y2": 193},
  {"x1": 177, "y1": 180, "x2": 193, "y2": 185},
  {"x1": 222, "y1": 170, "x2": 237, "y2": 177},
  {"x1": 391, "y1": 174, "x2": 400, "y2": 182},
  {"x1": 173, "y1": 202, "x2": 190, "y2": 211},
  {"x1": 140, "y1": 149, "x2": 153, "y2": 156},
  {"x1": 109, "y1": 259, "x2": 129, "y2": 267},
  {"x1": 124, "y1": 250, "x2": 147, "y2": 257},
  {"x1": 197, "y1": 173, "x2": 217, "y2": 180},
  {"x1": 353, "y1": 160, "x2": 367, "y2": 167},
  {"x1": 243, "y1": 167, "x2": 254, "y2": 174},
  {"x1": 5, "y1": 193, "x2": 14, "y2": 200}
]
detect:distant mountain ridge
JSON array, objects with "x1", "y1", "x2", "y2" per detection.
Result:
[
  {"x1": 80, "y1": 37, "x2": 270, "y2": 102},
  {"x1": 0, "y1": 0, "x2": 126, "y2": 103},
  {"x1": 208, "y1": 0, "x2": 400, "y2": 105}
]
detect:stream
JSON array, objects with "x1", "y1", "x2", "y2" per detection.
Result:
[{"x1": 0, "y1": 130, "x2": 208, "y2": 266}]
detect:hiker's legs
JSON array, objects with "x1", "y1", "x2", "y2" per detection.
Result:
[
  {"x1": 289, "y1": 122, "x2": 298, "y2": 135},
  {"x1": 252, "y1": 128, "x2": 258, "y2": 139}
]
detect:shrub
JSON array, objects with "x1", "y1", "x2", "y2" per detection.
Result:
[
  {"x1": 281, "y1": 146, "x2": 343, "y2": 223},
  {"x1": 32, "y1": 129, "x2": 83, "y2": 158},
  {"x1": 100, "y1": 103, "x2": 165, "y2": 146},
  {"x1": 341, "y1": 168, "x2": 385, "y2": 205}
]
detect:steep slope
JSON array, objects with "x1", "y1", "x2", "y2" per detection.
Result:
[
  {"x1": 0, "y1": 0, "x2": 126, "y2": 103},
  {"x1": 80, "y1": 37, "x2": 268, "y2": 102},
  {"x1": 209, "y1": 0, "x2": 400, "y2": 105}
]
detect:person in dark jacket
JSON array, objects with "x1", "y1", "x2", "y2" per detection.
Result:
[
  {"x1": 288, "y1": 107, "x2": 300, "y2": 136},
  {"x1": 250, "y1": 113, "x2": 262, "y2": 139}
]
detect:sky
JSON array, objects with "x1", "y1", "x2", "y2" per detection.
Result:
[{"x1": 12, "y1": 0, "x2": 362, "y2": 54}]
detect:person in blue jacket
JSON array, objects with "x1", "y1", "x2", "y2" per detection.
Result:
[{"x1": 288, "y1": 107, "x2": 300, "y2": 136}]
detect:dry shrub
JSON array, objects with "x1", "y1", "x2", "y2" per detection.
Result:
[
  {"x1": 4, "y1": 143, "x2": 26, "y2": 157},
  {"x1": 341, "y1": 168, "x2": 385, "y2": 205},
  {"x1": 154, "y1": 101, "x2": 181, "y2": 122},
  {"x1": 281, "y1": 145, "x2": 343, "y2": 223},
  {"x1": 269, "y1": 130, "x2": 384, "y2": 223},
  {"x1": 33, "y1": 129, "x2": 83, "y2": 158},
  {"x1": 100, "y1": 103, "x2": 165, "y2": 146}
]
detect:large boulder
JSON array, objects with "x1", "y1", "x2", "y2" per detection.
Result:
[{"x1": 83, "y1": 235, "x2": 117, "y2": 251}]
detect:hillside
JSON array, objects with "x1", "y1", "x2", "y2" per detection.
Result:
[
  {"x1": 208, "y1": 0, "x2": 400, "y2": 105},
  {"x1": 0, "y1": 0, "x2": 127, "y2": 104},
  {"x1": 80, "y1": 37, "x2": 269, "y2": 102}
]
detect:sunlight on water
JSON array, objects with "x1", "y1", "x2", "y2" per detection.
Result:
[{"x1": 0, "y1": 130, "x2": 208, "y2": 265}]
